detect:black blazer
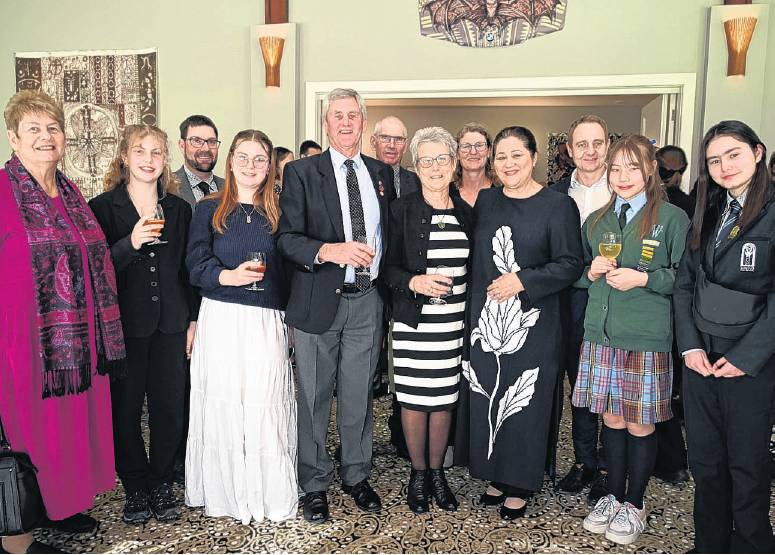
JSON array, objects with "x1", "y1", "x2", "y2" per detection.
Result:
[
  {"x1": 89, "y1": 185, "x2": 197, "y2": 338},
  {"x1": 674, "y1": 196, "x2": 775, "y2": 376},
  {"x1": 383, "y1": 188, "x2": 473, "y2": 328},
  {"x1": 397, "y1": 167, "x2": 420, "y2": 198},
  {"x1": 277, "y1": 149, "x2": 395, "y2": 334}
]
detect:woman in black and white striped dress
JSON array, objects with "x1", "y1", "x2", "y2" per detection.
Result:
[{"x1": 384, "y1": 127, "x2": 473, "y2": 515}]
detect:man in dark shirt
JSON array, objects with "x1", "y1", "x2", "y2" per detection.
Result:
[{"x1": 657, "y1": 146, "x2": 694, "y2": 219}]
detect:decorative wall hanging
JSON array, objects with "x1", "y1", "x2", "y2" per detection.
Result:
[
  {"x1": 419, "y1": 0, "x2": 568, "y2": 48},
  {"x1": 14, "y1": 48, "x2": 158, "y2": 199}
]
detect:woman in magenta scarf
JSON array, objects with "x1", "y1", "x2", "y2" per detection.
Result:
[{"x1": 0, "y1": 91, "x2": 125, "y2": 554}]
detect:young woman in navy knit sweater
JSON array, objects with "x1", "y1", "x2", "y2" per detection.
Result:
[{"x1": 185, "y1": 130, "x2": 297, "y2": 524}]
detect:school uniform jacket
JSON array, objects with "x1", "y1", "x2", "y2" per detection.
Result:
[{"x1": 674, "y1": 196, "x2": 775, "y2": 376}]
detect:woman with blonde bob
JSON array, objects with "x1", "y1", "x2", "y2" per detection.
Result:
[
  {"x1": 573, "y1": 135, "x2": 689, "y2": 546},
  {"x1": 185, "y1": 129, "x2": 297, "y2": 523},
  {"x1": 89, "y1": 124, "x2": 196, "y2": 525}
]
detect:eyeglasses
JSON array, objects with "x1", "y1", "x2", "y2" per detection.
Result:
[
  {"x1": 186, "y1": 136, "x2": 221, "y2": 149},
  {"x1": 376, "y1": 134, "x2": 407, "y2": 146},
  {"x1": 234, "y1": 154, "x2": 270, "y2": 168},
  {"x1": 459, "y1": 141, "x2": 488, "y2": 153},
  {"x1": 658, "y1": 166, "x2": 686, "y2": 181},
  {"x1": 416, "y1": 154, "x2": 454, "y2": 168}
]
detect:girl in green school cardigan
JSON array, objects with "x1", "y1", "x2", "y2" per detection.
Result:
[{"x1": 572, "y1": 135, "x2": 689, "y2": 546}]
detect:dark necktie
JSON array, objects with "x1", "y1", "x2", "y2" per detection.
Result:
[
  {"x1": 344, "y1": 160, "x2": 371, "y2": 291},
  {"x1": 618, "y1": 203, "x2": 631, "y2": 230},
  {"x1": 393, "y1": 166, "x2": 401, "y2": 198},
  {"x1": 195, "y1": 181, "x2": 210, "y2": 198},
  {"x1": 716, "y1": 199, "x2": 742, "y2": 249}
]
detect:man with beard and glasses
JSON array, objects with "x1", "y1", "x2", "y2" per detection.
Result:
[{"x1": 175, "y1": 115, "x2": 225, "y2": 210}]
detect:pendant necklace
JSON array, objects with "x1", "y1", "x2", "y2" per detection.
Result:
[
  {"x1": 437, "y1": 199, "x2": 452, "y2": 229},
  {"x1": 239, "y1": 203, "x2": 257, "y2": 224}
]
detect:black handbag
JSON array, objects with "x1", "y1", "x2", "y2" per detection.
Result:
[{"x1": 0, "y1": 415, "x2": 45, "y2": 535}]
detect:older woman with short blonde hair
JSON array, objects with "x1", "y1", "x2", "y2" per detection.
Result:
[
  {"x1": 384, "y1": 126, "x2": 473, "y2": 514},
  {"x1": 0, "y1": 90, "x2": 125, "y2": 553}
]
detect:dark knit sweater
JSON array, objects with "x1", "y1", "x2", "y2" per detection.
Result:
[{"x1": 186, "y1": 198, "x2": 288, "y2": 310}]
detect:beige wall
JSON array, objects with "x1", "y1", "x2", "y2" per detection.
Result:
[
  {"x1": 363, "y1": 104, "x2": 642, "y2": 182},
  {"x1": 1, "y1": 0, "x2": 774, "y2": 175}
]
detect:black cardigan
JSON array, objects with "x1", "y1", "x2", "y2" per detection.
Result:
[
  {"x1": 674, "y1": 195, "x2": 775, "y2": 376},
  {"x1": 383, "y1": 187, "x2": 474, "y2": 328},
  {"x1": 89, "y1": 185, "x2": 198, "y2": 338}
]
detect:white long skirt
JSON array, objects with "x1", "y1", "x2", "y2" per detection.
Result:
[{"x1": 185, "y1": 298, "x2": 298, "y2": 524}]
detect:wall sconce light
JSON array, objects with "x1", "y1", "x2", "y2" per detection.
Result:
[
  {"x1": 259, "y1": 35, "x2": 285, "y2": 88},
  {"x1": 724, "y1": 16, "x2": 757, "y2": 76}
]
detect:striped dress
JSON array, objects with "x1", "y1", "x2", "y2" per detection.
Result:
[{"x1": 392, "y1": 209, "x2": 469, "y2": 412}]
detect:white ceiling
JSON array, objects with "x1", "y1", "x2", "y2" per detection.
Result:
[{"x1": 367, "y1": 94, "x2": 660, "y2": 108}]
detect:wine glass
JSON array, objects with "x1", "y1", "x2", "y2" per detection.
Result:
[
  {"x1": 355, "y1": 235, "x2": 377, "y2": 276},
  {"x1": 245, "y1": 251, "x2": 266, "y2": 291},
  {"x1": 144, "y1": 203, "x2": 167, "y2": 245},
  {"x1": 598, "y1": 231, "x2": 622, "y2": 260},
  {"x1": 428, "y1": 265, "x2": 454, "y2": 305}
]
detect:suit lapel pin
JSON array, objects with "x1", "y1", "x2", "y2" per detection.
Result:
[
  {"x1": 729, "y1": 225, "x2": 740, "y2": 240},
  {"x1": 378, "y1": 181, "x2": 385, "y2": 196}
]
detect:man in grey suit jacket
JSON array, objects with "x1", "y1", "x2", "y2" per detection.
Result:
[
  {"x1": 174, "y1": 114, "x2": 225, "y2": 209},
  {"x1": 370, "y1": 116, "x2": 419, "y2": 198}
]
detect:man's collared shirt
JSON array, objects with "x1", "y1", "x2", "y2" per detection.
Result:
[
  {"x1": 615, "y1": 190, "x2": 647, "y2": 227},
  {"x1": 329, "y1": 147, "x2": 382, "y2": 282},
  {"x1": 184, "y1": 165, "x2": 217, "y2": 202},
  {"x1": 568, "y1": 169, "x2": 611, "y2": 226}
]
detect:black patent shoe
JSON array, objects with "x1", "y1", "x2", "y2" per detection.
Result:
[
  {"x1": 406, "y1": 468, "x2": 430, "y2": 514},
  {"x1": 479, "y1": 482, "x2": 507, "y2": 506},
  {"x1": 149, "y1": 483, "x2": 180, "y2": 521},
  {"x1": 302, "y1": 491, "x2": 329, "y2": 524},
  {"x1": 123, "y1": 490, "x2": 152, "y2": 524},
  {"x1": 499, "y1": 498, "x2": 528, "y2": 521},
  {"x1": 556, "y1": 463, "x2": 596, "y2": 493},
  {"x1": 429, "y1": 468, "x2": 458, "y2": 511},
  {"x1": 44, "y1": 512, "x2": 98, "y2": 535}
]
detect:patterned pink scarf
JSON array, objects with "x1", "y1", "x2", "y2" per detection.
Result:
[{"x1": 3, "y1": 155, "x2": 126, "y2": 398}]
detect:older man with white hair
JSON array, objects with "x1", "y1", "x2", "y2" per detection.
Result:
[
  {"x1": 278, "y1": 88, "x2": 395, "y2": 524},
  {"x1": 370, "y1": 116, "x2": 419, "y2": 198}
]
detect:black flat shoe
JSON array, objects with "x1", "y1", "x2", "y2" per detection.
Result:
[
  {"x1": 479, "y1": 482, "x2": 507, "y2": 506},
  {"x1": 0, "y1": 540, "x2": 64, "y2": 554},
  {"x1": 406, "y1": 468, "x2": 430, "y2": 514},
  {"x1": 429, "y1": 468, "x2": 458, "y2": 511},
  {"x1": 44, "y1": 512, "x2": 98, "y2": 535},
  {"x1": 302, "y1": 491, "x2": 329, "y2": 524},
  {"x1": 499, "y1": 499, "x2": 528, "y2": 521},
  {"x1": 342, "y1": 479, "x2": 381, "y2": 513}
]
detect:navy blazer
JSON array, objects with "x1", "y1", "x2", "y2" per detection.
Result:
[{"x1": 277, "y1": 149, "x2": 395, "y2": 334}]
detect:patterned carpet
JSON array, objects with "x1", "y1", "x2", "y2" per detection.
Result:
[{"x1": 35, "y1": 394, "x2": 772, "y2": 554}]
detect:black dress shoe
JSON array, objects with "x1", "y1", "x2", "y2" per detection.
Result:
[
  {"x1": 45, "y1": 512, "x2": 98, "y2": 534},
  {"x1": 556, "y1": 463, "x2": 596, "y2": 493},
  {"x1": 499, "y1": 499, "x2": 528, "y2": 521},
  {"x1": 342, "y1": 479, "x2": 382, "y2": 512},
  {"x1": 587, "y1": 470, "x2": 608, "y2": 504},
  {"x1": 653, "y1": 468, "x2": 690, "y2": 485},
  {"x1": 303, "y1": 491, "x2": 330, "y2": 524},
  {"x1": 406, "y1": 468, "x2": 430, "y2": 514},
  {"x1": 0, "y1": 539, "x2": 65, "y2": 554},
  {"x1": 428, "y1": 468, "x2": 458, "y2": 511}
]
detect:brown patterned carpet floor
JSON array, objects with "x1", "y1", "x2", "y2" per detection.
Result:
[{"x1": 36, "y1": 394, "x2": 774, "y2": 553}]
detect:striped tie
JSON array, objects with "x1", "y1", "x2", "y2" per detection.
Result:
[{"x1": 715, "y1": 199, "x2": 742, "y2": 249}]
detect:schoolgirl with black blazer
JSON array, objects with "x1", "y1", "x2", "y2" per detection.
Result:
[
  {"x1": 673, "y1": 120, "x2": 775, "y2": 554},
  {"x1": 89, "y1": 125, "x2": 196, "y2": 525}
]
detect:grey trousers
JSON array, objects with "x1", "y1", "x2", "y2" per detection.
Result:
[{"x1": 294, "y1": 287, "x2": 383, "y2": 492}]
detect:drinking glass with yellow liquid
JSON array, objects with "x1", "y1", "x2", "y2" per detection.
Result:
[{"x1": 599, "y1": 231, "x2": 622, "y2": 260}]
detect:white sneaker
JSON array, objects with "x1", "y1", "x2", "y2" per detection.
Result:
[
  {"x1": 583, "y1": 494, "x2": 621, "y2": 534},
  {"x1": 605, "y1": 501, "x2": 648, "y2": 545}
]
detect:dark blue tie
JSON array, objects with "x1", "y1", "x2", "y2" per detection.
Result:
[
  {"x1": 618, "y1": 203, "x2": 630, "y2": 230},
  {"x1": 715, "y1": 199, "x2": 742, "y2": 249}
]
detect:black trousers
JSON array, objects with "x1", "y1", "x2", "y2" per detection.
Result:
[
  {"x1": 563, "y1": 313, "x2": 605, "y2": 469},
  {"x1": 655, "y1": 343, "x2": 688, "y2": 474},
  {"x1": 684, "y1": 358, "x2": 775, "y2": 553},
  {"x1": 111, "y1": 330, "x2": 187, "y2": 494}
]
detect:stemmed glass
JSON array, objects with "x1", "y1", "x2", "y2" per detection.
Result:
[
  {"x1": 245, "y1": 251, "x2": 266, "y2": 291},
  {"x1": 144, "y1": 203, "x2": 167, "y2": 245},
  {"x1": 598, "y1": 231, "x2": 622, "y2": 260},
  {"x1": 355, "y1": 235, "x2": 377, "y2": 276},
  {"x1": 428, "y1": 265, "x2": 454, "y2": 305}
]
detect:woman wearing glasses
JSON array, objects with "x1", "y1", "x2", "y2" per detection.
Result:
[
  {"x1": 453, "y1": 122, "x2": 494, "y2": 206},
  {"x1": 384, "y1": 127, "x2": 472, "y2": 514},
  {"x1": 455, "y1": 126, "x2": 583, "y2": 520},
  {"x1": 186, "y1": 130, "x2": 297, "y2": 524}
]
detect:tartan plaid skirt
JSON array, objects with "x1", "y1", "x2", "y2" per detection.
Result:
[{"x1": 572, "y1": 340, "x2": 673, "y2": 424}]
